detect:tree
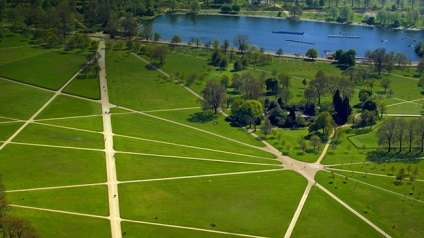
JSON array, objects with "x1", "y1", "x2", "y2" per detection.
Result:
[
  {"x1": 406, "y1": 119, "x2": 416, "y2": 152},
  {"x1": 309, "y1": 111, "x2": 336, "y2": 138},
  {"x1": 171, "y1": 35, "x2": 182, "y2": 45},
  {"x1": 233, "y1": 34, "x2": 249, "y2": 54},
  {"x1": 276, "y1": 48, "x2": 283, "y2": 57},
  {"x1": 378, "y1": 102, "x2": 387, "y2": 118},
  {"x1": 260, "y1": 118, "x2": 273, "y2": 138},
  {"x1": 306, "y1": 48, "x2": 318, "y2": 60},
  {"x1": 310, "y1": 135, "x2": 321, "y2": 151},
  {"x1": 169, "y1": 0, "x2": 179, "y2": 12},
  {"x1": 289, "y1": 6, "x2": 303, "y2": 18},
  {"x1": 417, "y1": 57, "x2": 424, "y2": 76},
  {"x1": 190, "y1": 0, "x2": 200, "y2": 14},
  {"x1": 377, "y1": 118, "x2": 397, "y2": 152},
  {"x1": 395, "y1": 118, "x2": 406, "y2": 152},
  {"x1": 298, "y1": 136, "x2": 307, "y2": 152},
  {"x1": 120, "y1": 13, "x2": 138, "y2": 40},
  {"x1": 154, "y1": 32, "x2": 161, "y2": 42},
  {"x1": 151, "y1": 45, "x2": 169, "y2": 66},
  {"x1": 201, "y1": 79, "x2": 227, "y2": 114},
  {"x1": 231, "y1": 100, "x2": 263, "y2": 126},
  {"x1": 309, "y1": 70, "x2": 328, "y2": 104},
  {"x1": 0, "y1": 175, "x2": 8, "y2": 217},
  {"x1": 339, "y1": 5, "x2": 354, "y2": 22},
  {"x1": 380, "y1": 77, "x2": 391, "y2": 93},
  {"x1": 141, "y1": 24, "x2": 153, "y2": 42},
  {"x1": 368, "y1": 48, "x2": 386, "y2": 75}
]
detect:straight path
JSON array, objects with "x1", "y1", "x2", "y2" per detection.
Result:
[
  {"x1": 316, "y1": 183, "x2": 391, "y2": 238},
  {"x1": 98, "y1": 40, "x2": 122, "y2": 238},
  {"x1": 284, "y1": 182, "x2": 313, "y2": 238}
]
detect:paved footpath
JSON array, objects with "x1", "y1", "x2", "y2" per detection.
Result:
[{"x1": 98, "y1": 40, "x2": 122, "y2": 238}]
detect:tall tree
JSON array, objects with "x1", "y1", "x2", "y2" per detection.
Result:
[
  {"x1": 395, "y1": 118, "x2": 406, "y2": 152},
  {"x1": 367, "y1": 48, "x2": 386, "y2": 75},
  {"x1": 201, "y1": 79, "x2": 227, "y2": 114},
  {"x1": 306, "y1": 48, "x2": 318, "y2": 60},
  {"x1": 120, "y1": 13, "x2": 138, "y2": 40},
  {"x1": 309, "y1": 70, "x2": 328, "y2": 104},
  {"x1": 260, "y1": 118, "x2": 273, "y2": 138},
  {"x1": 380, "y1": 77, "x2": 391, "y2": 93},
  {"x1": 233, "y1": 34, "x2": 249, "y2": 54},
  {"x1": 376, "y1": 118, "x2": 397, "y2": 152}
]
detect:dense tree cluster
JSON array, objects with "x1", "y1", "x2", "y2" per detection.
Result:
[
  {"x1": 415, "y1": 41, "x2": 424, "y2": 58},
  {"x1": 333, "y1": 49, "x2": 356, "y2": 66},
  {"x1": 230, "y1": 99, "x2": 263, "y2": 127},
  {"x1": 377, "y1": 117, "x2": 424, "y2": 153}
]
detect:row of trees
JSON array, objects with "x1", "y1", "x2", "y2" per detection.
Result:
[{"x1": 377, "y1": 117, "x2": 424, "y2": 153}]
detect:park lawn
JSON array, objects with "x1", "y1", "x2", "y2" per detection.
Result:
[
  {"x1": 35, "y1": 115, "x2": 104, "y2": 132},
  {"x1": 13, "y1": 123, "x2": 104, "y2": 149},
  {"x1": 0, "y1": 79, "x2": 53, "y2": 120},
  {"x1": 315, "y1": 171, "x2": 424, "y2": 238},
  {"x1": 8, "y1": 185, "x2": 109, "y2": 216},
  {"x1": 106, "y1": 51, "x2": 198, "y2": 111},
  {"x1": 121, "y1": 222, "x2": 235, "y2": 238},
  {"x1": 386, "y1": 102, "x2": 423, "y2": 115},
  {"x1": 0, "y1": 145, "x2": 106, "y2": 190},
  {"x1": 63, "y1": 75, "x2": 101, "y2": 99},
  {"x1": 330, "y1": 160, "x2": 424, "y2": 180},
  {"x1": 9, "y1": 208, "x2": 111, "y2": 238},
  {"x1": 0, "y1": 51, "x2": 86, "y2": 90},
  {"x1": 147, "y1": 109, "x2": 265, "y2": 147},
  {"x1": 257, "y1": 58, "x2": 342, "y2": 81},
  {"x1": 0, "y1": 30, "x2": 32, "y2": 48},
  {"x1": 119, "y1": 170, "x2": 307, "y2": 237},
  {"x1": 0, "y1": 122, "x2": 23, "y2": 141},
  {"x1": 115, "y1": 153, "x2": 281, "y2": 181},
  {"x1": 348, "y1": 129, "x2": 380, "y2": 148},
  {"x1": 111, "y1": 113, "x2": 275, "y2": 158},
  {"x1": 291, "y1": 186, "x2": 383, "y2": 238},
  {"x1": 110, "y1": 107, "x2": 132, "y2": 113},
  {"x1": 113, "y1": 136, "x2": 281, "y2": 165},
  {"x1": 0, "y1": 47, "x2": 53, "y2": 66},
  {"x1": 36, "y1": 95, "x2": 102, "y2": 119},
  {"x1": 330, "y1": 170, "x2": 424, "y2": 199},
  {"x1": 257, "y1": 128, "x2": 323, "y2": 163}
]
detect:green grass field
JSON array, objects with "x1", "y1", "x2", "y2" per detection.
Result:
[
  {"x1": 0, "y1": 145, "x2": 106, "y2": 190},
  {"x1": 119, "y1": 170, "x2": 307, "y2": 238},
  {"x1": 36, "y1": 95, "x2": 102, "y2": 119},
  {"x1": 315, "y1": 171, "x2": 424, "y2": 238},
  {"x1": 0, "y1": 51, "x2": 86, "y2": 90},
  {"x1": 106, "y1": 52, "x2": 198, "y2": 111},
  {"x1": 63, "y1": 75, "x2": 101, "y2": 99},
  {"x1": 0, "y1": 79, "x2": 53, "y2": 120},
  {"x1": 0, "y1": 122, "x2": 23, "y2": 141},
  {"x1": 36, "y1": 115, "x2": 104, "y2": 132}
]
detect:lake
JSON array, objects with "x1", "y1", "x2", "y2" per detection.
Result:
[{"x1": 147, "y1": 14, "x2": 424, "y2": 61}]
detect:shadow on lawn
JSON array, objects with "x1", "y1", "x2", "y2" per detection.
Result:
[{"x1": 187, "y1": 111, "x2": 218, "y2": 124}]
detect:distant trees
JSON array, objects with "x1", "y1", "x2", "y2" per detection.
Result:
[
  {"x1": 308, "y1": 111, "x2": 336, "y2": 138},
  {"x1": 334, "y1": 49, "x2": 356, "y2": 66},
  {"x1": 201, "y1": 79, "x2": 227, "y2": 114},
  {"x1": 120, "y1": 14, "x2": 139, "y2": 40}
]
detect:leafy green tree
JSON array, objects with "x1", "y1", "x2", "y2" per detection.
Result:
[
  {"x1": 306, "y1": 48, "x2": 318, "y2": 60},
  {"x1": 289, "y1": 6, "x2": 302, "y2": 18},
  {"x1": 310, "y1": 135, "x2": 322, "y2": 151},
  {"x1": 171, "y1": 35, "x2": 182, "y2": 45},
  {"x1": 190, "y1": 0, "x2": 200, "y2": 14},
  {"x1": 231, "y1": 100, "x2": 263, "y2": 126},
  {"x1": 151, "y1": 45, "x2": 169, "y2": 66},
  {"x1": 260, "y1": 118, "x2": 273, "y2": 138},
  {"x1": 120, "y1": 13, "x2": 138, "y2": 40},
  {"x1": 169, "y1": 0, "x2": 179, "y2": 12},
  {"x1": 154, "y1": 32, "x2": 161, "y2": 42},
  {"x1": 141, "y1": 24, "x2": 153, "y2": 42},
  {"x1": 201, "y1": 79, "x2": 227, "y2": 114},
  {"x1": 380, "y1": 77, "x2": 391, "y2": 93},
  {"x1": 309, "y1": 111, "x2": 336, "y2": 138}
]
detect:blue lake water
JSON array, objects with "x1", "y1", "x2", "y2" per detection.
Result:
[{"x1": 148, "y1": 14, "x2": 424, "y2": 61}]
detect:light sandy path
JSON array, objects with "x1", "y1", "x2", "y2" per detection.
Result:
[
  {"x1": 315, "y1": 183, "x2": 392, "y2": 237},
  {"x1": 98, "y1": 40, "x2": 122, "y2": 238},
  {"x1": 10, "y1": 204, "x2": 109, "y2": 220},
  {"x1": 6, "y1": 182, "x2": 107, "y2": 193},
  {"x1": 327, "y1": 167, "x2": 424, "y2": 182},
  {"x1": 284, "y1": 182, "x2": 313, "y2": 238}
]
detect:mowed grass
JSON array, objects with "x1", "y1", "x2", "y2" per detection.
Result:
[
  {"x1": 36, "y1": 95, "x2": 102, "y2": 119},
  {"x1": 315, "y1": 171, "x2": 424, "y2": 237},
  {"x1": 119, "y1": 170, "x2": 306, "y2": 237},
  {"x1": 121, "y1": 222, "x2": 235, "y2": 238},
  {"x1": 330, "y1": 170, "x2": 424, "y2": 200},
  {"x1": 0, "y1": 145, "x2": 106, "y2": 190},
  {"x1": 0, "y1": 122, "x2": 23, "y2": 141},
  {"x1": 386, "y1": 102, "x2": 424, "y2": 115},
  {"x1": 0, "y1": 47, "x2": 53, "y2": 66},
  {"x1": 0, "y1": 79, "x2": 53, "y2": 119},
  {"x1": 330, "y1": 160, "x2": 424, "y2": 180},
  {"x1": 113, "y1": 136, "x2": 281, "y2": 165},
  {"x1": 112, "y1": 113, "x2": 275, "y2": 158},
  {"x1": 9, "y1": 208, "x2": 111, "y2": 238},
  {"x1": 106, "y1": 52, "x2": 197, "y2": 111},
  {"x1": 115, "y1": 153, "x2": 281, "y2": 181},
  {"x1": 291, "y1": 186, "x2": 383, "y2": 238},
  {"x1": 63, "y1": 76, "x2": 101, "y2": 99},
  {"x1": 13, "y1": 123, "x2": 104, "y2": 149},
  {"x1": 147, "y1": 109, "x2": 265, "y2": 147},
  {"x1": 0, "y1": 31, "x2": 32, "y2": 48},
  {"x1": 36, "y1": 115, "x2": 104, "y2": 132},
  {"x1": 8, "y1": 185, "x2": 109, "y2": 216},
  {"x1": 0, "y1": 51, "x2": 86, "y2": 90}
]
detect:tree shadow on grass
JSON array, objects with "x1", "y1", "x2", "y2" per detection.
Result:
[{"x1": 187, "y1": 111, "x2": 218, "y2": 124}]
